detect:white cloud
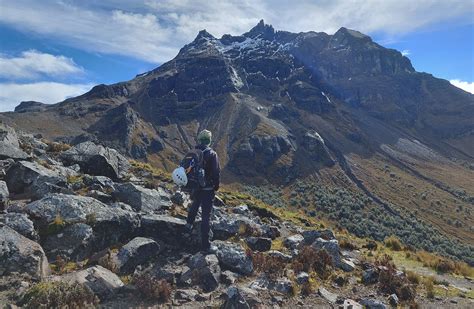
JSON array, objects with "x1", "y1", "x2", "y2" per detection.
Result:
[
  {"x1": 401, "y1": 49, "x2": 411, "y2": 56},
  {"x1": 0, "y1": 0, "x2": 471, "y2": 63},
  {"x1": 0, "y1": 82, "x2": 94, "y2": 112},
  {"x1": 0, "y1": 50, "x2": 83, "y2": 80},
  {"x1": 450, "y1": 79, "x2": 474, "y2": 94}
]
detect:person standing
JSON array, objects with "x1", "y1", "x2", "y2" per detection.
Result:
[{"x1": 183, "y1": 129, "x2": 220, "y2": 253}]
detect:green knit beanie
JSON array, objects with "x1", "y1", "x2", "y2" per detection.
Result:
[{"x1": 197, "y1": 129, "x2": 212, "y2": 146}]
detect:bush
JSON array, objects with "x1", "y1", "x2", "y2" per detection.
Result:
[
  {"x1": 424, "y1": 277, "x2": 435, "y2": 298},
  {"x1": 375, "y1": 255, "x2": 416, "y2": 302},
  {"x1": 251, "y1": 251, "x2": 286, "y2": 279},
  {"x1": 292, "y1": 246, "x2": 333, "y2": 279},
  {"x1": 339, "y1": 238, "x2": 358, "y2": 250},
  {"x1": 21, "y1": 281, "x2": 97, "y2": 308},
  {"x1": 133, "y1": 274, "x2": 172, "y2": 302},
  {"x1": 47, "y1": 141, "x2": 71, "y2": 153},
  {"x1": 384, "y1": 235, "x2": 403, "y2": 251},
  {"x1": 434, "y1": 259, "x2": 456, "y2": 273},
  {"x1": 406, "y1": 271, "x2": 420, "y2": 285}
]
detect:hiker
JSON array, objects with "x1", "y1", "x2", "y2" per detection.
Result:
[{"x1": 172, "y1": 129, "x2": 220, "y2": 253}]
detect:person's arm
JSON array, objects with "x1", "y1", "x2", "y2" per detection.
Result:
[{"x1": 211, "y1": 151, "x2": 220, "y2": 191}]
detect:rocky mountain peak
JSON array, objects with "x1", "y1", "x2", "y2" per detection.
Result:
[{"x1": 243, "y1": 19, "x2": 275, "y2": 40}]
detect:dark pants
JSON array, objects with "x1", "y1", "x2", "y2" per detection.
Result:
[{"x1": 186, "y1": 189, "x2": 215, "y2": 250}]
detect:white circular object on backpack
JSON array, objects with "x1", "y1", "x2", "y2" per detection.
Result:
[{"x1": 172, "y1": 166, "x2": 188, "y2": 186}]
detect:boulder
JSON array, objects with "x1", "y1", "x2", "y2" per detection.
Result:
[
  {"x1": 0, "y1": 180, "x2": 9, "y2": 206},
  {"x1": 359, "y1": 298, "x2": 387, "y2": 309},
  {"x1": 340, "y1": 258, "x2": 356, "y2": 272},
  {"x1": 221, "y1": 270, "x2": 239, "y2": 285},
  {"x1": 171, "y1": 191, "x2": 190, "y2": 207},
  {"x1": 215, "y1": 241, "x2": 253, "y2": 275},
  {"x1": 60, "y1": 141, "x2": 130, "y2": 180},
  {"x1": 5, "y1": 161, "x2": 67, "y2": 198},
  {"x1": 26, "y1": 194, "x2": 139, "y2": 250},
  {"x1": 302, "y1": 229, "x2": 335, "y2": 245},
  {"x1": 0, "y1": 225, "x2": 50, "y2": 279},
  {"x1": 56, "y1": 265, "x2": 123, "y2": 301},
  {"x1": 388, "y1": 294, "x2": 399, "y2": 306},
  {"x1": 43, "y1": 223, "x2": 94, "y2": 261},
  {"x1": 0, "y1": 124, "x2": 28, "y2": 160},
  {"x1": 140, "y1": 214, "x2": 187, "y2": 244},
  {"x1": 296, "y1": 272, "x2": 309, "y2": 284},
  {"x1": 362, "y1": 267, "x2": 379, "y2": 284},
  {"x1": 318, "y1": 287, "x2": 338, "y2": 303},
  {"x1": 283, "y1": 234, "x2": 304, "y2": 249},
  {"x1": 83, "y1": 175, "x2": 115, "y2": 191},
  {"x1": 343, "y1": 299, "x2": 363, "y2": 309},
  {"x1": 112, "y1": 183, "x2": 172, "y2": 213},
  {"x1": 261, "y1": 224, "x2": 280, "y2": 240},
  {"x1": 232, "y1": 204, "x2": 250, "y2": 215},
  {"x1": 212, "y1": 214, "x2": 262, "y2": 240},
  {"x1": 180, "y1": 252, "x2": 221, "y2": 292},
  {"x1": 221, "y1": 286, "x2": 251, "y2": 309},
  {"x1": 115, "y1": 237, "x2": 160, "y2": 274},
  {"x1": 311, "y1": 237, "x2": 342, "y2": 268},
  {"x1": 3, "y1": 212, "x2": 38, "y2": 240},
  {"x1": 245, "y1": 237, "x2": 272, "y2": 252},
  {"x1": 0, "y1": 159, "x2": 14, "y2": 178}
]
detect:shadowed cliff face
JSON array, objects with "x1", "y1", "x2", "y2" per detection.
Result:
[{"x1": 1, "y1": 20, "x2": 473, "y2": 182}]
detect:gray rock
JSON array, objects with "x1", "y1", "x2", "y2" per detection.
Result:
[
  {"x1": 181, "y1": 252, "x2": 221, "y2": 292},
  {"x1": 261, "y1": 224, "x2": 280, "y2": 239},
  {"x1": 270, "y1": 278, "x2": 294, "y2": 295},
  {"x1": 0, "y1": 159, "x2": 14, "y2": 178},
  {"x1": 26, "y1": 194, "x2": 139, "y2": 250},
  {"x1": 83, "y1": 175, "x2": 115, "y2": 190},
  {"x1": 87, "y1": 190, "x2": 113, "y2": 203},
  {"x1": 268, "y1": 250, "x2": 292, "y2": 262},
  {"x1": 318, "y1": 287, "x2": 338, "y2": 303},
  {"x1": 43, "y1": 223, "x2": 94, "y2": 261},
  {"x1": 0, "y1": 124, "x2": 28, "y2": 160},
  {"x1": 296, "y1": 272, "x2": 309, "y2": 284},
  {"x1": 171, "y1": 191, "x2": 190, "y2": 206},
  {"x1": 56, "y1": 265, "x2": 123, "y2": 301},
  {"x1": 302, "y1": 229, "x2": 335, "y2": 245},
  {"x1": 175, "y1": 289, "x2": 198, "y2": 302},
  {"x1": 232, "y1": 204, "x2": 249, "y2": 215},
  {"x1": 0, "y1": 181, "x2": 9, "y2": 206},
  {"x1": 140, "y1": 214, "x2": 187, "y2": 244},
  {"x1": 116, "y1": 237, "x2": 160, "y2": 274},
  {"x1": 360, "y1": 298, "x2": 387, "y2": 309},
  {"x1": 112, "y1": 183, "x2": 172, "y2": 213},
  {"x1": 5, "y1": 161, "x2": 66, "y2": 198},
  {"x1": 0, "y1": 225, "x2": 50, "y2": 279},
  {"x1": 222, "y1": 286, "x2": 251, "y2": 309},
  {"x1": 60, "y1": 141, "x2": 130, "y2": 180},
  {"x1": 311, "y1": 237, "x2": 341, "y2": 268},
  {"x1": 343, "y1": 299, "x2": 363, "y2": 309},
  {"x1": 362, "y1": 268, "x2": 379, "y2": 284},
  {"x1": 388, "y1": 294, "x2": 399, "y2": 306},
  {"x1": 212, "y1": 213, "x2": 262, "y2": 240},
  {"x1": 3, "y1": 212, "x2": 38, "y2": 240},
  {"x1": 245, "y1": 237, "x2": 272, "y2": 252},
  {"x1": 283, "y1": 234, "x2": 304, "y2": 249},
  {"x1": 221, "y1": 270, "x2": 239, "y2": 285},
  {"x1": 340, "y1": 258, "x2": 356, "y2": 272},
  {"x1": 215, "y1": 241, "x2": 253, "y2": 275}
]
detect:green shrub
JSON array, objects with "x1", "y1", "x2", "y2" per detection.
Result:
[
  {"x1": 21, "y1": 281, "x2": 97, "y2": 308},
  {"x1": 384, "y1": 235, "x2": 403, "y2": 251}
]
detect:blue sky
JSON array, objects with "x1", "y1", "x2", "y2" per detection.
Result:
[{"x1": 0, "y1": 0, "x2": 473, "y2": 111}]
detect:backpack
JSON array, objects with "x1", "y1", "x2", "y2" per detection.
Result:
[{"x1": 180, "y1": 148, "x2": 210, "y2": 191}]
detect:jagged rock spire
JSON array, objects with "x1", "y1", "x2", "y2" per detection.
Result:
[{"x1": 243, "y1": 19, "x2": 275, "y2": 40}]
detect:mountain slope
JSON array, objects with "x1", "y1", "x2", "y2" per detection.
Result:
[{"x1": 1, "y1": 20, "x2": 473, "y2": 262}]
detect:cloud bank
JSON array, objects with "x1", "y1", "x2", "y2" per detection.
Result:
[
  {"x1": 0, "y1": 0, "x2": 472, "y2": 63},
  {"x1": 450, "y1": 79, "x2": 474, "y2": 94},
  {"x1": 0, "y1": 82, "x2": 93, "y2": 112}
]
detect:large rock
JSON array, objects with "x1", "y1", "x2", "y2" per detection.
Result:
[
  {"x1": 302, "y1": 229, "x2": 335, "y2": 245},
  {"x1": 283, "y1": 234, "x2": 304, "y2": 249},
  {"x1": 60, "y1": 141, "x2": 130, "y2": 180},
  {"x1": 180, "y1": 252, "x2": 221, "y2": 292},
  {"x1": 115, "y1": 237, "x2": 160, "y2": 274},
  {"x1": 245, "y1": 237, "x2": 272, "y2": 252},
  {"x1": 112, "y1": 183, "x2": 172, "y2": 213},
  {"x1": 26, "y1": 194, "x2": 139, "y2": 250},
  {"x1": 212, "y1": 213, "x2": 262, "y2": 240},
  {"x1": 43, "y1": 223, "x2": 94, "y2": 261},
  {"x1": 221, "y1": 286, "x2": 251, "y2": 309},
  {"x1": 5, "y1": 161, "x2": 68, "y2": 198},
  {"x1": 215, "y1": 241, "x2": 253, "y2": 275},
  {"x1": 311, "y1": 237, "x2": 342, "y2": 268},
  {"x1": 0, "y1": 124, "x2": 28, "y2": 160},
  {"x1": 359, "y1": 298, "x2": 387, "y2": 309},
  {"x1": 0, "y1": 225, "x2": 50, "y2": 279},
  {"x1": 3, "y1": 212, "x2": 38, "y2": 240},
  {"x1": 140, "y1": 214, "x2": 187, "y2": 243},
  {"x1": 0, "y1": 180, "x2": 9, "y2": 206},
  {"x1": 56, "y1": 265, "x2": 123, "y2": 301}
]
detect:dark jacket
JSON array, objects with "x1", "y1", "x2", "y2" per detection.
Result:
[{"x1": 196, "y1": 144, "x2": 220, "y2": 191}]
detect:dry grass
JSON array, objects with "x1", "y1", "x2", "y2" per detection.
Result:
[
  {"x1": 384, "y1": 235, "x2": 403, "y2": 251},
  {"x1": 415, "y1": 251, "x2": 474, "y2": 277},
  {"x1": 250, "y1": 251, "x2": 287, "y2": 279},
  {"x1": 292, "y1": 246, "x2": 334, "y2": 280},
  {"x1": 133, "y1": 274, "x2": 173, "y2": 303}
]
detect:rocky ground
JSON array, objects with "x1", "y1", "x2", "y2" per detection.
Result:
[{"x1": 0, "y1": 122, "x2": 473, "y2": 308}]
